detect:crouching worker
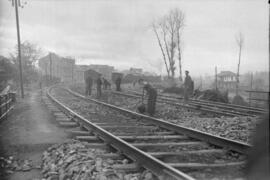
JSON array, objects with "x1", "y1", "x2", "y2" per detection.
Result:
[{"x1": 139, "y1": 79, "x2": 157, "y2": 116}]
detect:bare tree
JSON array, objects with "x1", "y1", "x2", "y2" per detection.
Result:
[
  {"x1": 235, "y1": 32, "x2": 244, "y2": 95},
  {"x1": 10, "y1": 41, "x2": 42, "y2": 84},
  {"x1": 152, "y1": 8, "x2": 185, "y2": 81},
  {"x1": 174, "y1": 9, "x2": 185, "y2": 81},
  {"x1": 152, "y1": 22, "x2": 170, "y2": 77}
]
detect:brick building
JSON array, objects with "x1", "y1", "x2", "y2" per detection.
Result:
[{"x1": 38, "y1": 53, "x2": 75, "y2": 82}]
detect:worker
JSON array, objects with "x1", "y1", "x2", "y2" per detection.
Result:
[
  {"x1": 85, "y1": 76, "x2": 93, "y2": 96},
  {"x1": 133, "y1": 80, "x2": 137, "y2": 87},
  {"x1": 184, "y1": 70, "x2": 193, "y2": 103},
  {"x1": 96, "y1": 75, "x2": 102, "y2": 98},
  {"x1": 103, "y1": 78, "x2": 111, "y2": 90},
  {"x1": 246, "y1": 112, "x2": 269, "y2": 180},
  {"x1": 139, "y1": 79, "x2": 157, "y2": 116},
  {"x1": 115, "y1": 76, "x2": 122, "y2": 91}
]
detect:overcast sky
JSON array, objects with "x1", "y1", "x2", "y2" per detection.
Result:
[{"x1": 0, "y1": 0, "x2": 269, "y2": 76}]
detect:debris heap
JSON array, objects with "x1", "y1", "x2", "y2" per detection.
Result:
[{"x1": 42, "y1": 140, "x2": 155, "y2": 180}]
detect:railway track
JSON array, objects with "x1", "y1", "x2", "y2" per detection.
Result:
[
  {"x1": 45, "y1": 85, "x2": 251, "y2": 179},
  {"x1": 112, "y1": 90, "x2": 267, "y2": 117}
]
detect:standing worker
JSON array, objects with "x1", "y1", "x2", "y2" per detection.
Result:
[
  {"x1": 115, "y1": 76, "x2": 122, "y2": 91},
  {"x1": 139, "y1": 79, "x2": 157, "y2": 116},
  {"x1": 85, "y1": 76, "x2": 89, "y2": 96},
  {"x1": 103, "y1": 78, "x2": 111, "y2": 90},
  {"x1": 184, "y1": 70, "x2": 193, "y2": 103},
  {"x1": 85, "y1": 76, "x2": 93, "y2": 96},
  {"x1": 96, "y1": 75, "x2": 102, "y2": 98}
]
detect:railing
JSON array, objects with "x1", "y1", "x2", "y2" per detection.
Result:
[{"x1": 0, "y1": 92, "x2": 16, "y2": 121}]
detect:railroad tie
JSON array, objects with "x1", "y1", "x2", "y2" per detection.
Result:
[
  {"x1": 84, "y1": 143, "x2": 111, "y2": 150},
  {"x1": 99, "y1": 125, "x2": 156, "y2": 130},
  {"x1": 168, "y1": 161, "x2": 246, "y2": 169},
  {"x1": 132, "y1": 141, "x2": 206, "y2": 148},
  {"x1": 148, "y1": 149, "x2": 226, "y2": 158},
  {"x1": 112, "y1": 163, "x2": 139, "y2": 172},
  {"x1": 112, "y1": 131, "x2": 176, "y2": 136},
  {"x1": 59, "y1": 121, "x2": 78, "y2": 128},
  {"x1": 118, "y1": 135, "x2": 188, "y2": 141},
  {"x1": 96, "y1": 153, "x2": 122, "y2": 160},
  {"x1": 55, "y1": 117, "x2": 72, "y2": 123},
  {"x1": 76, "y1": 135, "x2": 101, "y2": 142},
  {"x1": 66, "y1": 130, "x2": 91, "y2": 136}
]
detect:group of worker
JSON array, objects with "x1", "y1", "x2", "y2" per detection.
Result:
[
  {"x1": 85, "y1": 70, "x2": 193, "y2": 117},
  {"x1": 85, "y1": 75, "x2": 122, "y2": 98}
]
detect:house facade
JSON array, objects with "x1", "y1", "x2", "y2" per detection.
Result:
[
  {"x1": 217, "y1": 71, "x2": 237, "y2": 89},
  {"x1": 38, "y1": 53, "x2": 75, "y2": 82}
]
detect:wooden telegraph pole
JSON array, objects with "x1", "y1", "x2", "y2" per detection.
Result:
[
  {"x1": 249, "y1": 72, "x2": 253, "y2": 107},
  {"x1": 49, "y1": 53, "x2": 52, "y2": 82},
  {"x1": 13, "y1": 0, "x2": 24, "y2": 98},
  {"x1": 215, "y1": 66, "x2": 218, "y2": 91}
]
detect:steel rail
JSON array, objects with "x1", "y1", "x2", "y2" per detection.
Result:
[
  {"x1": 0, "y1": 99, "x2": 13, "y2": 108},
  {"x1": 67, "y1": 88, "x2": 252, "y2": 154},
  {"x1": 0, "y1": 105, "x2": 14, "y2": 121},
  {"x1": 111, "y1": 91, "x2": 248, "y2": 117},
  {"x1": 47, "y1": 87, "x2": 195, "y2": 180},
  {"x1": 159, "y1": 95, "x2": 266, "y2": 115},
  {"x1": 128, "y1": 90, "x2": 267, "y2": 113}
]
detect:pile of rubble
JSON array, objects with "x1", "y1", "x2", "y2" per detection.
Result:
[
  {"x1": 0, "y1": 156, "x2": 37, "y2": 176},
  {"x1": 42, "y1": 140, "x2": 155, "y2": 180}
]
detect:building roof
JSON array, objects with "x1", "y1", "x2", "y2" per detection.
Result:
[{"x1": 217, "y1": 71, "x2": 237, "y2": 77}]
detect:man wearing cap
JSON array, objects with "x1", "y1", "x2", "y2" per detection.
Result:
[
  {"x1": 184, "y1": 70, "x2": 193, "y2": 102},
  {"x1": 115, "y1": 76, "x2": 122, "y2": 91},
  {"x1": 139, "y1": 79, "x2": 157, "y2": 116},
  {"x1": 96, "y1": 75, "x2": 102, "y2": 98},
  {"x1": 85, "y1": 76, "x2": 93, "y2": 96}
]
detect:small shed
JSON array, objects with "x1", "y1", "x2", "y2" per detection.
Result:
[
  {"x1": 111, "y1": 72, "x2": 123, "y2": 82},
  {"x1": 217, "y1": 71, "x2": 237, "y2": 89}
]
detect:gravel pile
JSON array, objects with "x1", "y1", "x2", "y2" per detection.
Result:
[{"x1": 42, "y1": 140, "x2": 155, "y2": 180}]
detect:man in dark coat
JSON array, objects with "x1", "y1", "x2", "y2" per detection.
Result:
[
  {"x1": 85, "y1": 76, "x2": 93, "y2": 96},
  {"x1": 184, "y1": 70, "x2": 193, "y2": 102},
  {"x1": 115, "y1": 76, "x2": 122, "y2": 91},
  {"x1": 96, "y1": 75, "x2": 102, "y2": 98},
  {"x1": 103, "y1": 78, "x2": 111, "y2": 90},
  {"x1": 141, "y1": 82, "x2": 157, "y2": 116}
]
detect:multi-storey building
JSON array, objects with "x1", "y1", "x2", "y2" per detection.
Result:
[{"x1": 38, "y1": 53, "x2": 75, "y2": 82}]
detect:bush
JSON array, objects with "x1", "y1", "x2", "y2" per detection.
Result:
[
  {"x1": 232, "y1": 95, "x2": 249, "y2": 106},
  {"x1": 194, "y1": 89, "x2": 229, "y2": 103}
]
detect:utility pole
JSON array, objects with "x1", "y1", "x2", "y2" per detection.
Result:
[
  {"x1": 215, "y1": 66, "x2": 218, "y2": 91},
  {"x1": 49, "y1": 53, "x2": 52, "y2": 82},
  {"x1": 45, "y1": 62, "x2": 48, "y2": 86},
  {"x1": 249, "y1": 72, "x2": 253, "y2": 107},
  {"x1": 13, "y1": 0, "x2": 24, "y2": 98},
  {"x1": 235, "y1": 33, "x2": 244, "y2": 95},
  {"x1": 200, "y1": 75, "x2": 203, "y2": 89},
  {"x1": 71, "y1": 63, "x2": 74, "y2": 84}
]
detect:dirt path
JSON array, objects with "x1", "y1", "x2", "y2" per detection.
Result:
[{"x1": 0, "y1": 90, "x2": 69, "y2": 180}]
